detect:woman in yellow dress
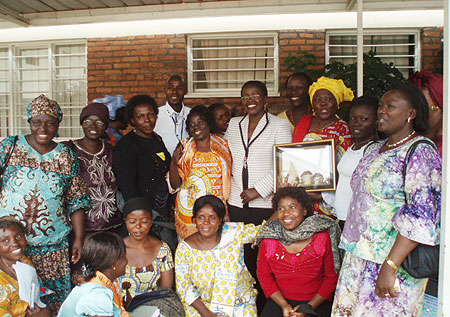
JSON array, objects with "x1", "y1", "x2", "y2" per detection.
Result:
[
  {"x1": 169, "y1": 106, "x2": 232, "y2": 239},
  {"x1": 175, "y1": 195, "x2": 265, "y2": 316}
]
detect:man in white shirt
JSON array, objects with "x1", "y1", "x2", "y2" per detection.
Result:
[{"x1": 154, "y1": 74, "x2": 191, "y2": 155}]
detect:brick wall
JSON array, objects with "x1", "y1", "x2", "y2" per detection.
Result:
[
  {"x1": 88, "y1": 28, "x2": 441, "y2": 115},
  {"x1": 421, "y1": 27, "x2": 443, "y2": 74}
]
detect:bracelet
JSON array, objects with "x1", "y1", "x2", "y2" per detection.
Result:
[{"x1": 385, "y1": 257, "x2": 399, "y2": 271}]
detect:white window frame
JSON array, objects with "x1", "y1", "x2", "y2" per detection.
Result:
[
  {"x1": 326, "y1": 29, "x2": 421, "y2": 76},
  {"x1": 0, "y1": 40, "x2": 87, "y2": 140},
  {"x1": 186, "y1": 32, "x2": 279, "y2": 98}
]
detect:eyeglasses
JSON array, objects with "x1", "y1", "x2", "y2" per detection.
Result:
[
  {"x1": 241, "y1": 94, "x2": 262, "y2": 102},
  {"x1": 82, "y1": 119, "x2": 105, "y2": 127}
]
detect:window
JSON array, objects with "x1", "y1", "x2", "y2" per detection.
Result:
[
  {"x1": 326, "y1": 30, "x2": 420, "y2": 79},
  {"x1": 187, "y1": 32, "x2": 279, "y2": 97},
  {"x1": 0, "y1": 41, "x2": 87, "y2": 138}
]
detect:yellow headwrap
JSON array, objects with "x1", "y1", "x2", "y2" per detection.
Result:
[{"x1": 309, "y1": 76, "x2": 354, "y2": 106}]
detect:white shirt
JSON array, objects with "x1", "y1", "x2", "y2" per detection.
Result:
[
  {"x1": 333, "y1": 144, "x2": 368, "y2": 220},
  {"x1": 154, "y1": 102, "x2": 191, "y2": 155},
  {"x1": 224, "y1": 113, "x2": 292, "y2": 209}
]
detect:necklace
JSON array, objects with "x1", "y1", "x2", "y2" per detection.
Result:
[
  {"x1": 1, "y1": 257, "x2": 16, "y2": 277},
  {"x1": 386, "y1": 130, "x2": 416, "y2": 148}
]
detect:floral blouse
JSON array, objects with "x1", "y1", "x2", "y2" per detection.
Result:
[{"x1": 340, "y1": 136, "x2": 441, "y2": 264}]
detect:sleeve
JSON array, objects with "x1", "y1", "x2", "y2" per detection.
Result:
[
  {"x1": 257, "y1": 239, "x2": 280, "y2": 298},
  {"x1": 75, "y1": 286, "x2": 114, "y2": 316},
  {"x1": 158, "y1": 242, "x2": 174, "y2": 272},
  {"x1": 238, "y1": 223, "x2": 263, "y2": 244},
  {"x1": 64, "y1": 148, "x2": 91, "y2": 215},
  {"x1": 0, "y1": 136, "x2": 15, "y2": 168},
  {"x1": 175, "y1": 243, "x2": 200, "y2": 306},
  {"x1": 393, "y1": 143, "x2": 441, "y2": 245},
  {"x1": 0, "y1": 279, "x2": 24, "y2": 316},
  {"x1": 254, "y1": 118, "x2": 292, "y2": 199},
  {"x1": 113, "y1": 136, "x2": 140, "y2": 201},
  {"x1": 336, "y1": 121, "x2": 353, "y2": 159},
  {"x1": 316, "y1": 233, "x2": 339, "y2": 301}
]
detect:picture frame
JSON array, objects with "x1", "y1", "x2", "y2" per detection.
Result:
[{"x1": 273, "y1": 139, "x2": 337, "y2": 192}]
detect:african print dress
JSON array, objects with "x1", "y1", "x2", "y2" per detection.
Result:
[
  {"x1": 175, "y1": 222, "x2": 260, "y2": 316},
  {"x1": 0, "y1": 136, "x2": 91, "y2": 312},
  {"x1": 118, "y1": 241, "x2": 174, "y2": 298},
  {"x1": 332, "y1": 136, "x2": 441, "y2": 316},
  {"x1": 172, "y1": 135, "x2": 231, "y2": 239}
]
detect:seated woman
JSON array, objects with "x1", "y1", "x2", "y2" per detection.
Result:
[
  {"x1": 0, "y1": 216, "x2": 51, "y2": 317},
  {"x1": 58, "y1": 232, "x2": 129, "y2": 317},
  {"x1": 118, "y1": 197, "x2": 174, "y2": 302},
  {"x1": 292, "y1": 76, "x2": 354, "y2": 217},
  {"x1": 207, "y1": 103, "x2": 231, "y2": 137},
  {"x1": 175, "y1": 195, "x2": 265, "y2": 316},
  {"x1": 255, "y1": 187, "x2": 340, "y2": 317},
  {"x1": 64, "y1": 102, "x2": 123, "y2": 234},
  {"x1": 169, "y1": 106, "x2": 232, "y2": 239}
]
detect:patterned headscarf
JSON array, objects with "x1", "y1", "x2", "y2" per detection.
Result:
[
  {"x1": 309, "y1": 76, "x2": 354, "y2": 106},
  {"x1": 26, "y1": 94, "x2": 63, "y2": 122},
  {"x1": 409, "y1": 70, "x2": 443, "y2": 110}
]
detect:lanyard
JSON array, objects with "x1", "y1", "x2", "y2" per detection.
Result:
[
  {"x1": 170, "y1": 109, "x2": 184, "y2": 143},
  {"x1": 239, "y1": 112, "x2": 269, "y2": 208}
]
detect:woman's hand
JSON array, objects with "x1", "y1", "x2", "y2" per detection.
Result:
[
  {"x1": 172, "y1": 142, "x2": 183, "y2": 163},
  {"x1": 240, "y1": 188, "x2": 260, "y2": 204},
  {"x1": 375, "y1": 261, "x2": 398, "y2": 298},
  {"x1": 280, "y1": 303, "x2": 295, "y2": 317},
  {"x1": 72, "y1": 237, "x2": 83, "y2": 264}
]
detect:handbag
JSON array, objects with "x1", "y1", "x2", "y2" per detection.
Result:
[
  {"x1": 0, "y1": 136, "x2": 18, "y2": 191},
  {"x1": 400, "y1": 139, "x2": 439, "y2": 279}
]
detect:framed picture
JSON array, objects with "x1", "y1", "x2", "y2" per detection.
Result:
[{"x1": 273, "y1": 139, "x2": 336, "y2": 192}]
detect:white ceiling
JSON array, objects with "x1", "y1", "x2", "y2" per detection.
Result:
[{"x1": 0, "y1": 0, "x2": 443, "y2": 28}]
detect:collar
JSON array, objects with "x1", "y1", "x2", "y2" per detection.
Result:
[{"x1": 164, "y1": 102, "x2": 188, "y2": 119}]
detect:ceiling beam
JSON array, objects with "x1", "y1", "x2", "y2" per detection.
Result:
[
  {"x1": 346, "y1": 0, "x2": 357, "y2": 11},
  {"x1": 0, "y1": 3, "x2": 29, "y2": 27}
]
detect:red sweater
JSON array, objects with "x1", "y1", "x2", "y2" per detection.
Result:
[{"x1": 256, "y1": 231, "x2": 338, "y2": 302}]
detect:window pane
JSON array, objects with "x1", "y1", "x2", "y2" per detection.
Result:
[
  {"x1": 189, "y1": 34, "x2": 278, "y2": 95},
  {"x1": 0, "y1": 48, "x2": 9, "y2": 137}
]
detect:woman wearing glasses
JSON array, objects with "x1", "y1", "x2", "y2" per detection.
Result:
[
  {"x1": 64, "y1": 103, "x2": 123, "y2": 234},
  {"x1": 224, "y1": 80, "x2": 292, "y2": 312}
]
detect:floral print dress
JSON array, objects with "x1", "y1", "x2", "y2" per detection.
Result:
[{"x1": 332, "y1": 136, "x2": 441, "y2": 316}]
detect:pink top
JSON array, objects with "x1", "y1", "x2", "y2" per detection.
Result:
[{"x1": 257, "y1": 231, "x2": 338, "y2": 302}]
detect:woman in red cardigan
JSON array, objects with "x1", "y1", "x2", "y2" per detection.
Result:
[{"x1": 255, "y1": 187, "x2": 341, "y2": 317}]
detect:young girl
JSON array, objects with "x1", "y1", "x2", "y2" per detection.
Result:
[{"x1": 256, "y1": 187, "x2": 341, "y2": 317}]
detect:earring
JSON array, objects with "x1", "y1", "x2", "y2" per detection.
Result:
[
  {"x1": 112, "y1": 266, "x2": 116, "y2": 271},
  {"x1": 407, "y1": 117, "x2": 411, "y2": 123}
]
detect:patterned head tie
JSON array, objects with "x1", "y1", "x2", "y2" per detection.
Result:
[
  {"x1": 309, "y1": 76, "x2": 354, "y2": 106},
  {"x1": 27, "y1": 94, "x2": 63, "y2": 122}
]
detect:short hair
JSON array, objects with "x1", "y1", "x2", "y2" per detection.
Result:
[
  {"x1": 166, "y1": 74, "x2": 185, "y2": 88},
  {"x1": 390, "y1": 84, "x2": 430, "y2": 134},
  {"x1": 114, "y1": 107, "x2": 126, "y2": 123},
  {"x1": 350, "y1": 95, "x2": 379, "y2": 114},
  {"x1": 192, "y1": 195, "x2": 227, "y2": 222},
  {"x1": 207, "y1": 103, "x2": 228, "y2": 133},
  {"x1": 81, "y1": 232, "x2": 126, "y2": 277},
  {"x1": 186, "y1": 105, "x2": 210, "y2": 136},
  {"x1": 241, "y1": 80, "x2": 268, "y2": 97},
  {"x1": 0, "y1": 216, "x2": 25, "y2": 235},
  {"x1": 272, "y1": 187, "x2": 313, "y2": 217},
  {"x1": 285, "y1": 72, "x2": 313, "y2": 89},
  {"x1": 125, "y1": 94, "x2": 159, "y2": 124}
]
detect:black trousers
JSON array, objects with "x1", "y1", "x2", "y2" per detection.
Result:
[
  {"x1": 261, "y1": 298, "x2": 332, "y2": 317},
  {"x1": 228, "y1": 204, "x2": 274, "y2": 315}
]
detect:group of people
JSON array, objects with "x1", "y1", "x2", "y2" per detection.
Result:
[{"x1": 0, "y1": 69, "x2": 442, "y2": 317}]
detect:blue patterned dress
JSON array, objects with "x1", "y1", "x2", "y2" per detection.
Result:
[
  {"x1": 0, "y1": 135, "x2": 91, "y2": 313},
  {"x1": 332, "y1": 136, "x2": 441, "y2": 316}
]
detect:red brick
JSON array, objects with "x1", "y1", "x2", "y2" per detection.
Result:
[{"x1": 300, "y1": 33, "x2": 314, "y2": 38}]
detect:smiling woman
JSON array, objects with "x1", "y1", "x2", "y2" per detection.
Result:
[
  {"x1": 168, "y1": 105, "x2": 232, "y2": 239},
  {"x1": 0, "y1": 94, "x2": 91, "y2": 313},
  {"x1": 63, "y1": 103, "x2": 123, "y2": 234}
]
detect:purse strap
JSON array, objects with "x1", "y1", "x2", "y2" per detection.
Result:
[
  {"x1": 402, "y1": 139, "x2": 438, "y2": 205},
  {"x1": 0, "y1": 135, "x2": 18, "y2": 176}
]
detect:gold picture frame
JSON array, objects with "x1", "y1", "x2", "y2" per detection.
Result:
[{"x1": 273, "y1": 139, "x2": 337, "y2": 192}]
